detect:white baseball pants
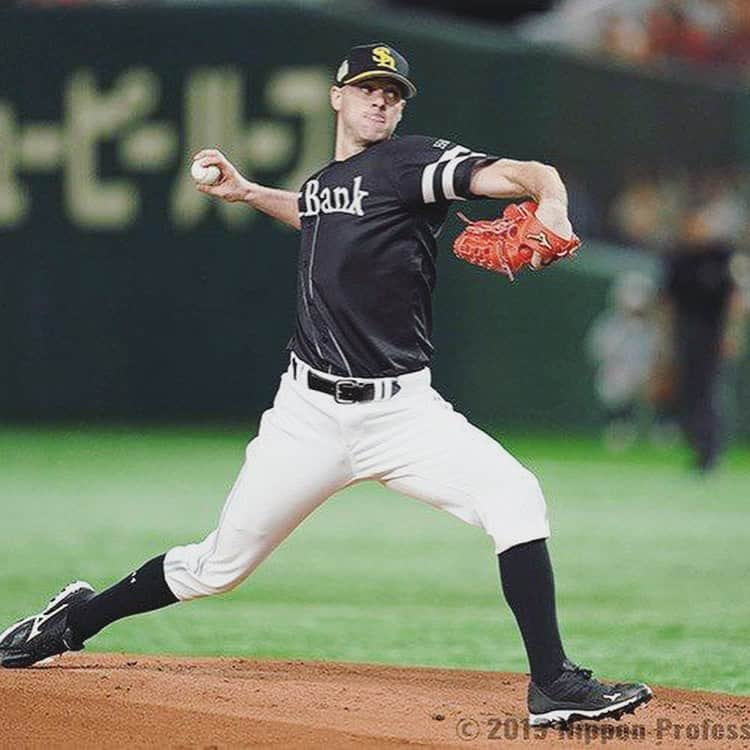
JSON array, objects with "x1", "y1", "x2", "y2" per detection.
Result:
[{"x1": 164, "y1": 356, "x2": 550, "y2": 600}]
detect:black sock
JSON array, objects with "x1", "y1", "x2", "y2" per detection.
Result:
[
  {"x1": 67, "y1": 554, "x2": 178, "y2": 643},
  {"x1": 498, "y1": 539, "x2": 566, "y2": 687}
]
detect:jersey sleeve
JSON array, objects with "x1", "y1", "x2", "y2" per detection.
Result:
[{"x1": 390, "y1": 135, "x2": 498, "y2": 205}]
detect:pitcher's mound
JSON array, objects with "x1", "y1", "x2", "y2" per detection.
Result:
[{"x1": 1, "y1": 654, "x2": 747, "y2": 748}]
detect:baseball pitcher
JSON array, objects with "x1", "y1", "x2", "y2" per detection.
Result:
[{"x1": 0, "y1": 43, "x2": 651, "y2": 728}]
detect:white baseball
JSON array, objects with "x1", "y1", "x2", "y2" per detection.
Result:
[{"x1": 191, "y1": 161, "x2": 221, "y2": 186}]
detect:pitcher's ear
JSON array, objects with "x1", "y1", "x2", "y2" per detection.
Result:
[{"x1": 330, "y1": 85, "x2": 343, "y2": 112}]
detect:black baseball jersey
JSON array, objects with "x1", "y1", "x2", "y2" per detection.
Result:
[{"x1": 289, "y1": 134, "x2": 497, "y2": 377}]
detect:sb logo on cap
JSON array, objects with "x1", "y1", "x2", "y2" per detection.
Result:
[{"x1": 372, "y1": 46, "x2": 397, "y2": 71}]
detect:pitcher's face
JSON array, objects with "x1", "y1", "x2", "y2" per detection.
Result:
[{"x1": 331, "y1": 77, "x2": 406, "y2": 146}]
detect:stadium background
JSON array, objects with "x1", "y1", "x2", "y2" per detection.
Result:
[{"x1": 1, "y1": 0, "x2": 748, "y2": 703}]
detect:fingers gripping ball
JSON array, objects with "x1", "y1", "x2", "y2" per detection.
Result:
[
  {"x1": 191, "y1": 161, "x2": 222, "y2": 186},
  {"x1": 453, "y1": 201, "x2": 581, "y2": 281}
]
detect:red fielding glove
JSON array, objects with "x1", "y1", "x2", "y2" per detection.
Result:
[{"x1": 453, "y1": 201, "x2": 581, "y2": 281}]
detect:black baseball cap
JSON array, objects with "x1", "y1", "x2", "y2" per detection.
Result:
[{"x1": 334, "y1": 43, "x2": 417, "y2": 99}]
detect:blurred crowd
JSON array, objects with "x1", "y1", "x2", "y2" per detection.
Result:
[
  {"x1": 598, "y1": 0, "x2": 750, "y2": 75},
  {"x1": 586, "y1": 165, "x2": 750, "y2": 470},
  {"x1": 609, "y1": 166, "x2": 749, "y2": 251},
  {"x1": 518, "y1": 0, "x2": 750, "y2": 80}
]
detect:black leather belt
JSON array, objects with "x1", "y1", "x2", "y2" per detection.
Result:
[{"x1": 306, "y1": 371, "x2": 401, "y2": 403}]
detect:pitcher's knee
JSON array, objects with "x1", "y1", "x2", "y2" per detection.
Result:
[
  {"x1": 482, "y1": 467, "x2": 550, "y2": 554},
  {"x1": 164, "y1": 540, "x2": 263, "y2": 601}
]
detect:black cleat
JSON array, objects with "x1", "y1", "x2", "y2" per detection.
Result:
[
  {"x1": 0, "y1": 581, "x2": 95, "y2": 668},
  {"x1": 528, "y1": 659, "x2": 653, "y2": 727}
]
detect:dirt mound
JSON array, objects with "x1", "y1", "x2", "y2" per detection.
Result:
[{"x1": 2, "y1": 654, "x2": 748, "y2": 748}]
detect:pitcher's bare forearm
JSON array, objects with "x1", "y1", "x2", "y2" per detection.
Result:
[
  {"x1": 191, "y1": 148, "x2": 301, "y2": 231},
  {"x1": 242, "y1": 183, "x2": 301, "y2": 230},
  {"x1": 470, "y1": 159, "x2": 571, "y2": 238}
]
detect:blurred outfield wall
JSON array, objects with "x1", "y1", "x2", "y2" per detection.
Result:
[{"x1": 0, "y1": 3, "x2": 748, "y2": 433}]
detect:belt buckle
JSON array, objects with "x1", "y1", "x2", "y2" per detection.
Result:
[{"x1": 334, "y1": 379, "x2": 359, "y2": 404}]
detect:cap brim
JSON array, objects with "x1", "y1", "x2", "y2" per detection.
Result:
[{"x1": 341, "y1": 70, "x2": 417, "y2": 98}]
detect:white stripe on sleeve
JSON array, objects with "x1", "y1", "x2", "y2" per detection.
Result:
[
  {"x1": 420, "y1": 145, "x2": 470, "y2": 204},
  {"x1": 421, "y1": 162, "x2": 439, "y2": 204}
]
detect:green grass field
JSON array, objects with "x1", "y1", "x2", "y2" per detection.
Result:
[{"x1": 1, "y1": 426, "x2": 748, "y2": 695}]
